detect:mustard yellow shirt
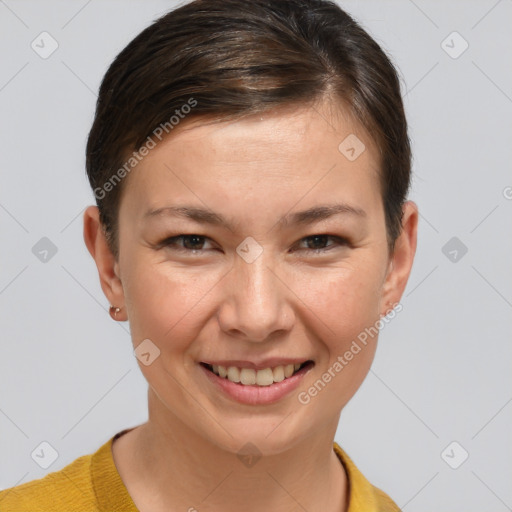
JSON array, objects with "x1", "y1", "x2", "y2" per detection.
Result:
[{"x1": 0, "y1": 429, "x2": 400, "y2": 511}]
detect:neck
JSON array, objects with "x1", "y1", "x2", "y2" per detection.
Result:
[{"x1": 116, "y1": 388, "x2": 349, "y2": 512}]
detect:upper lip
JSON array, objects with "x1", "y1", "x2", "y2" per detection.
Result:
[{"x1": 201, "y1": 358, "x2": 313, "y2": 371}]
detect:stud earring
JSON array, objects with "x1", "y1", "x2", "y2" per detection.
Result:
[{"x1": 109, "y1": 305, "x2": 121, "y2": 320}]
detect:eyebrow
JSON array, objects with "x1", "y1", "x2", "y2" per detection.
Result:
[{"x1": 143, "y1": 203, "x2": 367, "y2": 231}]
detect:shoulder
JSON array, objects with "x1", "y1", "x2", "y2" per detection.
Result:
[
  {"x1": 333, "y1": 442, "x2": 401, "y2": 512},
  {"x1": 0, "y1": 444, "x2": 102, "y2": 512}
]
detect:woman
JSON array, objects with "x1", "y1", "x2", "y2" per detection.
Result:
[{"x1": 0, "y1": 0, "x2": 417, "y2": 510}]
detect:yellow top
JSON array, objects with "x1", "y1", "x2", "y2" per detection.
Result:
[{"x1": 0, "y1": 429, "x2": 400, "y2": 511}]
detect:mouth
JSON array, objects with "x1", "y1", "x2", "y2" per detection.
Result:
[{"x1": 200, "y1": 360, "x2": 315, "y2": 387}]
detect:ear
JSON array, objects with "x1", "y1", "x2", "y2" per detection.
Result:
[
  {"x1": 379, "y1": 200, "x2": 418, "y2": 317},
  {"x1": 83, "y1": 205, "x2": 127, "y2": 321}
]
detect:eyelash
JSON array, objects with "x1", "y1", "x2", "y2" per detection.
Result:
[{"x1": 157, "y1": 234, "x2": 350, "y2": 255}]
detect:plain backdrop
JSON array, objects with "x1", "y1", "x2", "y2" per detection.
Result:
[{"x1": 1, "y1": 1, "x2": 511, "y2": 510}]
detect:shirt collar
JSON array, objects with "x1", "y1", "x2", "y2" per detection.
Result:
[
  {"x1": 91, "y1": 428, "x2": 138, "y2": 512},
  {"x1": 92, "y1": 430, "x2": 385, "y2": 512},
  {"x1": 333, "y1": 441, "x2": 387, "y2": 512}
]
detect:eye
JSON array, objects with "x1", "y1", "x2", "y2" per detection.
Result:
[
  {"x1": 159, "y1": 234, "x2": 216, "y2": 253},
  {"x1": 294, "y1": 234, "x2": 349, "y2": 253},
  {"x1": 157, "y1": 233, "x2": 349, "y2": 255}
]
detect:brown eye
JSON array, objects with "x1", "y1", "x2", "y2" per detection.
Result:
[
  {"x1": 160, "y1": 234, "x2": 214, "y2": 253},
  {"x1": 295, "y1": 235, "x2": 348, "y2": 253}
]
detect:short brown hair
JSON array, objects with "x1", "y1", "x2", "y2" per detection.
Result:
[{"x1": 86, "y1": 0, "x2": 411, "y2": 259}]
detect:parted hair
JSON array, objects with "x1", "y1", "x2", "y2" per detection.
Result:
[{"x1": 86, "y1": 0, "x2": 411, "y2": 258}]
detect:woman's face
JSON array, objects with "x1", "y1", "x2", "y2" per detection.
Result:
[{"x1": 96, "y1": 101, "x2": 416, "y2": 455}]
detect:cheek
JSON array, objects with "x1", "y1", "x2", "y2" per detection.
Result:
[
  {"x1": 306, "y1": 261, "x2": 383, "y2": 341},
  {"x1": 304, "y1": 262, "x2": 382, "y2": 389},
  {"x1": 123, "y1": 258, "x2": 226, "y2": 354},
  {"x1": 123, "y1": 240, "x2": 385, "y2": 355}
]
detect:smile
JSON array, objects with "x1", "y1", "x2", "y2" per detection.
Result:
[{"x1": 200, "y1": 360, "x2": 314, "y2": 386}]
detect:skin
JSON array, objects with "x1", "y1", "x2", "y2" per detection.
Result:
[{"x1": 84, "y1": 98, "x2": 418, "y2": 512}]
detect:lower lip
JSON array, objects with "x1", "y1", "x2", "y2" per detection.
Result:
[{"x1": 200, "y1": 363, "x2": 314, "y2": 405}]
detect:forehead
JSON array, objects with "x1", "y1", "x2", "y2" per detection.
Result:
[
  {"x1": 154, "y1": 102, "x2": 378, "y2": 171},
  {"x1": 120, "y1": 102, "x2": 383, "y2": 227}
]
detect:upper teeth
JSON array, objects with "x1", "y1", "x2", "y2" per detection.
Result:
[{"x1": 211, "y1": 363, "x2": 302, "y2": 386}]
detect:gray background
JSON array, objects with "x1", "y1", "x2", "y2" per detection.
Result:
[{"x1": 1, "y1": 1, "x2": 511, "y2": 510}]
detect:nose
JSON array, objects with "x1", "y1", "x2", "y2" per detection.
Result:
[{"x1": 217, "y1": 250, "x2": 295, "y2": 343}]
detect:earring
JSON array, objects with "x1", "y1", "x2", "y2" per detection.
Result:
[{"x1": 109, "y1": 305, "x2": 121, "y2": 320}]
